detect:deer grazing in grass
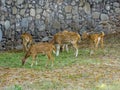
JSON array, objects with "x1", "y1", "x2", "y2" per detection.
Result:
[
  {"x1": 22, "y1": 42, "x2": 56, "y2": 67},
  {"x1": 50, "y1": 30, "x2": 81, "y2": 57},
  {"x1": 82, "y1": 31, "x2": 105, "y2": 56}
]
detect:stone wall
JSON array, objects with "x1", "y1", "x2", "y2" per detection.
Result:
[{"x1": 0, "y1": 0, "x2": 120, "y2": 50}]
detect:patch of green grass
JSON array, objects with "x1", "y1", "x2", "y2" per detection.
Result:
[
  {"x1": 3, "y1": 84, "x2": 22, "y2": 90},
  {"x1": 0, "y1": 40, "x2": 119, "y2": 71},
  {"x1": 28, "y1": 80, "x2": 67, "y2": 90},
  {"x1": 0, "y1": 47, "x2": 106, "y2": 70},
  {"x1": 0, "y1": 52, "x2": 24, "y2": 68},
  {"x1": 92, "y1": 82, "x2": 120, "y2": 90}
]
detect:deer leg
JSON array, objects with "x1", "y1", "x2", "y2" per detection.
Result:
[
  {"x1": 90, "y1": 41, "x2": 95, "y2": 56},
  {"x1": 46, "y1": 53, "x2": 54, "y2": 67},
  {"x1": 65, "y1": 44, "x2": 69, "y2": 52},
  {"x1": 56, "y1": 44, "x2": 60, "y2": 56},
  {"x1": 73, "y1": 43, "x2": 78, "y2": 57},
  {"x1": 100, "y1": 37, "x2": 104, "y2": 49},
  {"x1": 22, "y1": 51, "x2": 30, "y2": 65},
  {"x1": 31, "y1": 54, "x2": 37, "y2": 67},
  {"x1": 35, "y1": 56, "x2": 39, "y2": 65},
  {"x1": 61, "y1": 44, "x2": 65, "y2": 52},
  {"x1": 62, "y1": 44, "x2": 69, "y2": 52},
  {"x1": 95, "y1": 37, "x2": 101, "y2": 49}
]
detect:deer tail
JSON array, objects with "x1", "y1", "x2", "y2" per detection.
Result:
[{"x1": 77, "y1": 33, "x2": 81, "y2": 43}]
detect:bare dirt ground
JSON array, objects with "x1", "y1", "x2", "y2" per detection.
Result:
[{"x1": 0, "y1": 32, "x2": 120, "y2": 90}]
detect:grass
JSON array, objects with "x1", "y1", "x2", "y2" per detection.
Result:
[
  {"x1": 0, "y1": 48, "x2": 105, "y2": 70},
  {"x1": 0, "y1": 34, "x2": 120, "y2": 90},
  {"x1": 0, "y1": 52, "x2": 23, "y2": 68},
  {"x1": 93, "y1": 82, "x2": 120, "y2": 90}
]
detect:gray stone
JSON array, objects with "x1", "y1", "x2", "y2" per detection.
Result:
[
  {"x1": 39, "y1": 20, "x2": 45, "y2": 25},
  {"x1": 36, "y1": 8, "x2": 43, "y2": 14},
  {"x1": 36, "y1": 14, "x2": 41, "y2": 19},
  {"x1": 73, "y1": 14, "x2": 79, "y2": 21},
  {"x1": 65, "y1": 5, "x2": 72, "y2": 13},
  {"x1": 57, "y1": 0, "x2": 63, "y2": 4},
  {"x1": 66, "y1": 14, "x2": 72, "y2": 19},
  {"x1": 115, "y1": 8, "x2": 120, "y2": 13},
  {"x1": 21, "y1": 18, "x2": 29, "y2": 28},
  {"x1": 50, "y1": 29, "x2": 57, "y2": 35},
  {"x1": 92, "y1": 12, "x2": 100, "y2": 19},
  {"x1": 53, "y1": 20, "x2": 60, "y2": 29},
  {"x1": 15, "y1": 45, "x2": 23, "y2": 50},
  {"x1": 64, "y1": 0, "x2": 72, "y2": 4},
  {"x1": 100, "y1": 14, "x2": 109, "y2": 21},
  {"x1": 38, "y1": 25, "x2": 46, "y2": 31},
  {"x1": 79, "y1": 7, "x2": 83, "y2": 11},
  {"x1": 1, "y1": 0, "x2": 5, "y2": 6},
  {"x1": 25, "y1": 13, "x2": 29, "y2": 17},
  {"x1": 105, "y1": 4, "x2": 111, "y2": 11},
  {"x1": 35, "y1": 20, "x2": 45, "y2": 31},
  {"x1": 0, "y1": 21, "x2": 4, "y2": 25},
  {"x1": 5, "y1": 0, "x2": 12, "y2": 5},
  {"x1": 46, "y1": 14, "x2": 53, "y2": 23},
  {"x1": 35, "y1": 19, "x2": 40, "y2": 29},
  {"x1": 12, "y1": 6, "x2": 17, "y2": 14},
  {"x1": 110, "y1": 9, "x2": 114, "y2": 13},
  {"x1": 17, "y1": 4, "x2": 25, "y2": 9},
  {"x1": 71, "y1": 1, "x2": 76, "y2": 5},
  {"x1": 16, "y1": 20, "x2": 21, "y2": 27},
  {"x1": 30, "y1": 8, "x2": 36, "y2": 16},
  {"x1": 5, "y1": 20, "x2": 10, "y2": 30},
  {"x1": 41, "y1": 16, "x2": 45, "y2": 20},
  {"x1": 58, "y1": 9, "x2": 62, "y2": 13},
  {"x1": 1, "y1": 15, "x2": 5, "y2": 21},
  {"x1": 42, "y1": 36, "x2": 49, "y2": 41},
  {"x1": 0, "y1": 29, "x2": 2, "y2": 42},
  {"x1": 79, "y1": 0, "x2": 85, "y2": 7},
  {"x1": 20, "y1": 9, "x2": 26, "y2": 16},
  {"x1": 16, "y1": 15, "x2": 21, "y2": 19},
  {"x1": 27, "y1": 17, "x2": 33, "y2": 21},
  {"x1": 17, "y1": 0, "x2": 24, "y2": 5},
  {"x1": 83, "y1": 2, "x2": 91, "y2": 14},
  {"x1": 43, "y1": 10, "x2": 47, "y2": 17},
  {"x1": 1, "y1": 6, "x2": 7, "y2": 12},
  {"x1": 29, "y1": 4, "x2": 33, "y2": 8},
  {"x1": 113, "y1": 2, "x2": 120, "y2": 7},
  {"x1": 59, "y1": 14, "x2": 64, "y2": 19},
  {"x1": 39, "y1": 0, "x2": 45, "y2": 6},
  {"x1": 54, "y1": 4, "x2": 58, "y2": 12},
  {"x1": 94, "y1": 0, "x2": 102, "y2": 3},
  {"x1": 72, "y1": 6, "x2": 78, "y2": 14},
  {"x1": 16, "y1": 28, "x2": 21, "y2": 32},
  {"x1": 66, "y1": 19, "x2": 72, "y2": 24}
]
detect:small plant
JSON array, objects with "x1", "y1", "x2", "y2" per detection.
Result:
[{"x1": 14, "y1": 85, "x2": 22, "y2": 90}]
